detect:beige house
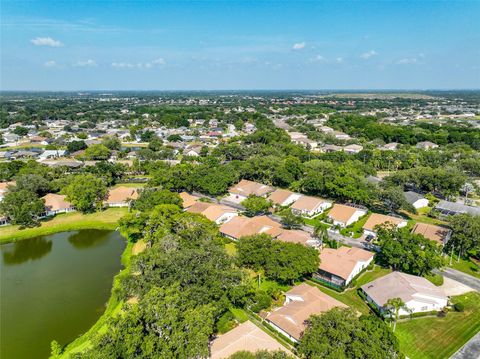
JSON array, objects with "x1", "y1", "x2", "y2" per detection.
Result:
[
  {"x1": 314, "y1": 246, "x2": 374, "y2": 287},
  {"x1": 42, "y1": 193, "x2": 75, "y2": 216},
  {"x1": 186, "y1": 202, "x2": 238, "y2": 225},
  {"x1": 219, "y1": 215, "x2": 282, "y2": 240},
  {"x1": 105, "y1": 186, "x2": 139, "y2": 207},
  {"x1": 268, "y1": 189, "x2": 301, "y2": 207},
  {"x1": 362, "y1": 213, "x2": 407, "y2": 238},
  {"x1": 327, "y1": 204, "x2": 367, "y2": 227},
  {"x1": 226, "y1": 179, "x2": 274, "y2": 204},
  {"x1": 277, "y1": 230, "x2": 320, "y2": 247},
  {"x1": 209, "y1": 321, "x2": 288, "y2": 359},
  {"x1": 179, "y1": 191, "x2": 200, "y2": 209},
  {"x1": 291, "y1": 195, "x2": 332, "y2": 217},
  {"x1": 0, "y1": 181, "x2": 15, "y2": 201},
  {"x1": 266, "y1": 283, "x2": 347, "y2": 342},
  {"x1": 412, "y1": 222, "x2": 451, "y2": 245},
  {"x1": 361, "y1": 272, "x2": 448, "y2": 316}
]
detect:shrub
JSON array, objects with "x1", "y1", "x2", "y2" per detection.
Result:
[{"x1": 454, "y1": 303, "x2": 465, "y2": 312}]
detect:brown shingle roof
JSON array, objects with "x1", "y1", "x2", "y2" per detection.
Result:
[
  {"x1": 362, "y1": 213, "x2": 405, "y2": 232},
  {"x1": 105, "y1": 186, "x2": 139, "y2": 204},
  {"x1": 328, "y1": 204, "x2": 362, "y2": 224},
  {"x1": 179, "y1": 191, "x2": 200, "y2": 208},
  {"x1": 319, "y1": 246, "x2": 374, "y2": 280},
  {"x1": 291, "y1": 195, "x2": 329, "y2": 212},
  {"x1": 219, "y1": 215, "x2": 282, "y2": 239},
  {"x1": 268, "y1": 189, "x2": 295, "y2": 205},
  {"x1": 210, "y1": 321, "x2": 288, "y2": 359},
  {"x1": 412, "y1": 222, "x2": 451, "y2": 244},
  {"x1": 266, "y1": 283, "x2": 347, "y2": 340},
  {"x1": 228, "y1": 179, "x2": 274, "y2": 197},
  {"x1": 42, "y1": 193, "x2": 73, "y2": 212}
]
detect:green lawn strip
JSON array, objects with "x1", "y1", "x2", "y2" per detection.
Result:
[
  {"x1": 425, "y1": 273, "x2": 444, "y2": 286},
  {"x1": 395, "y1": 292, "x2": 480, "y2": 359},
  {"x1": 400, "y1": 209, "x2": 448, "y2": 226},
  {"x1": 58, "y1": 240, "x2": 133, "y2": 358},
  {"x1": 0, "y1": 208, "x2": 128, "y2": 244},
  {"x1": 340, "y1": 213, "x2": 370, "y2": 238},
  {"x1": 112, "y1": 182, "x2": 147, "y2": 188},
  {"x1": 449, "y1": 257, "x2": 480, "y2": 279}
]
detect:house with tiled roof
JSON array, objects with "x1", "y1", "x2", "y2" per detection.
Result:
[
  {"x1": 219, "y1": 215, "x2": 282, "y2": 240},
  {"x1": 327, "y1": 204, "x2": 367, "y2": 227},
  {"x1": 362, "y1": 213, "x2": 407, "y2": 238},
  {"x1": 314, "y1": 246, "x2": 374, "y2": 287},
  {"x1": 265, "y1": 283, "x2": 347, "y2": 342},
  {"x1": 268, "y1": 189, "x2": 301, "y2": 207},
  {"x1": 104, "y1": 186, "x2": 139, "y2": 207},
  {"x1": 42, "y1": 193, "x2": 75, "y2": 216},
  {"x1": 412, "y1": 222, "x2": 451, "y2": 245},
  {"x1": 290, "y1": 195, "x2": 332, "y2": 217},
  {"x1": 226, "y1": 180, "x2": 274, "y2": 204},
  {"x1": 186, "y1": 202, "x2": 238, "y2": 225}
]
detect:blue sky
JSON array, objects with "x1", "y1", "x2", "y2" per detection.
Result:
[{"x1": 1, "y1": 0, "x2": 479, "y2": 90}]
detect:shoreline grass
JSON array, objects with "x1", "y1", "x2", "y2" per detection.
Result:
[{"x1": 0, "y1": 208, "x2": 128, "y2": 244}]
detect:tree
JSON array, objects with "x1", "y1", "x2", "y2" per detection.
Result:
[
  {"x1": 380, "y1": 186, "x2": 415, "y2": 213},
  {"x1": 447, "y1": 214, "x2": 480, "y2": 258},
  {"x1": 101, "y1": 136, "x2": 121, "y2": 150},
  {"x1": 14, "y1": 174, "x2": 51, "y2": 196},
  {"x1": 167, "y1": 134, "x2": 182, "y2": 142},
  {"x1": 237, "y1": 234, "x2": 319, "y2": 283},
  {"x1": 133, "y1": 189, "x2": 182, "y2": 212},
  {"x1": 61, "y1": 174, "x2": 107, "y2": 212},
  {"x1": 386, "y1": 297, "x2": 409, "y2": 332},
  {"x1": 280, "y1": 209, "x2": 303, "y2": 229},
  {"x1": 376, "y1": 225, "x2": 444, "y2": 276},
  {"x1": 298, "y1": 307, "x2": 403, "y2": 359},
  {"x1": 242, "y1": 195, "x2": 272, "y2": 217},
  {"x1": 67, "y1": 140, "x2": 87, "y2": 153},
  {"x1": 0, "y1": 189, "x2": 45, "y2": 227},
  {"x1": 83, "y1": 144, "x2": 111, "y2": 160},
  {"x1": 13, "y1": 126, "x2": 29, "y2": 136}
]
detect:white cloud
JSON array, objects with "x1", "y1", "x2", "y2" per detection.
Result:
[
  {"x1": 308, "y1": 55, "x2": 326, "y2": 63},
  {"x1": 44, "y1": 60, "x2": 57, "y2": 67},
  {"x1": 336, "y1": 57, "x2": 344, "y2": 64},
  {"x1": 360, "y1": 50, "x2": 378, "y2": 59},
  {"x1": 292, "y1": 42, "x2": 306, "y2": 50},
  {"x1": 31, "y1": 37, "x2": 63, "y2": 47},
  {"x1": 397, "y1": 57, "x2": 418, "y2": 65},
  {"x1": 112, "y1": 58, "x2": 166, "y2": 69},
  {"x1": 73, "y1": 59, "x2": 97, "y2": 67}
]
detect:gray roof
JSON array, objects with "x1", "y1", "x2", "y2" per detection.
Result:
[
  {"x1": 435, "y1": 200, "x2": 480, "y2": 216},
  {"x1": 403, "y1": 191, "x2": 425, "y2": 204}
]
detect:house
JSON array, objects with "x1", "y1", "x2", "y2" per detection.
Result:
[
  {"x1": 183, "y1": 145, "x2": 203, "y2": 157},
  {"x1": 267, "y1": 189, "x2": 301, "y2": 207},
  {"x1": 42, "y1": 193, "x2": 75, "y2": 216},
  {"x1": 105, "y1": 186, "x2": 139, "y2": 207},
  {"x1": 362, "y1": 213, "x2": 407, "y2": 238},
  {"x1": 226, "y1": 179, "x2": 274, "y2": 204},
  {"x1": 209, "y1": 321, "x2": 288, "y2": 359},
  {"x1": 416, "y1": 141, "x2": 438, "y2": 150},
  {"x1": 38, "y1": 150, "x2": 67, "y2": 161},
  {"x1": 327, "y1": 204, "x2": 367, "y2": 227},
  {"x1": 403, "y1": 191, "x2": 429, "y2": 209},
  {"x1": 322, "y1": 144, "x2": 343, "y2": 153},
  {"x1": 219, "y1": 215, "x2": 282, "y2": 240},
  {"x1": 179, "y1": 191, "x2": 200, "y2": 209},
  {"x1": 435, "y1": 200, "x2": 480, "y2": 217},
  {"x1": 343, "y1": 144, "x2": 363, "y2": 154},
  {"x1": 314, "y1": 246, "x2": 374, "y2": 287},
  {"x1": 186, "y1": 202, "x2": 238, "y2": 225},
  {"x1": 277, "y1": 230, "x2": 320, "y2": 247},
  {"x1": 380, "y1": 142, "x2": 399, "y2": 151},
  {"x1": 332, "y1": 131, "x2": 351, "y2": 140},
  {"x1": 265, "y1": 283, "x2": 347, "y2": 342},
  {"x1": 360, "y1": 271, "x2": 448, "y2": 316},
  {"x1": 290, "y1": 195, "x2": 332, "y2": 217},
  {"x1": 0, "y1": 181, "x2": 15, "y2": 201},
  {"x1": 412, "y1": 222, "x2": 451, "y2": 245}
]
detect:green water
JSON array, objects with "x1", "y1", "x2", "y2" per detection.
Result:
[{"x1": 0, "y1": 230, "x2": 126, "y2": 359}]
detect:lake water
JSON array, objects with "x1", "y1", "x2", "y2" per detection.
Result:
[{"x1": 0, "y1": 230, "x2": 126, "y2": 359}]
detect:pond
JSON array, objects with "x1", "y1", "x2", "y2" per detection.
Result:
[{"x1": 0, "y1": 230, "x2": 126, "y2": 359}]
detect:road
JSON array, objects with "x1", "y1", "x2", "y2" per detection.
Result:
[
  {"x1": 433, "y1": 267, "x2": 480, "y2": 293},
  {"x1": 451, "y1": 332, "x2": 480, "y2": 359}
]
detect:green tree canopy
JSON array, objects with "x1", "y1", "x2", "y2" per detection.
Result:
[
  {"x1": 242, "y1": 195, "x2": 272, "y2": 217},
  {"x1": 61, "y1": 173, "x2": 107, "y2": 213},
  {"x1": 0, "y1": 189, "x2": 45, "y2": 227}
]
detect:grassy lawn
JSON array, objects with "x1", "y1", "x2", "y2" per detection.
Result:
[
  {"x1": 0, "y1": 208, "x2": 128, "y2": 244},
  {"x1": 400, "y1": 209, "x2": 448, "y2": 226},
  {"x1": 112, "y1": 182, "x2": 147, "y2": 188},
  {"x1": 340, "y1": 213, "x2": 369, "y2": 238},
  {"x1": 308, "y1": 265, "x2": 391, "y2": 315},
  {"x1": 449, "y1": 257, "x2": 480, "y2": 279},
  {"x1": 396, "y1": 292, "x2": 480, "y2": 359}
]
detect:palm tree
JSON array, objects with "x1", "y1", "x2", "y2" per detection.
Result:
[
  {"x1": 313, "y1": 224, "x2": 329, "y2": 246},
  {"x1": 386, "y1": 297, "x2": 408, "y2": 332}
]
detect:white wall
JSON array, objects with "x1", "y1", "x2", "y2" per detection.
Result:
[
  {"x1": 215, "y1": 212, "x2": 238, "y2": 225},
  {"x1": 401, "y1": 296, "x2": 448, "y2": 315},
  {"x1": 225, "y1": 193, "x2": 247, "y2": 204},
  {"x1": 345, "y1": 257, "x2": 374, "y2": 285},
  {"x1": 413, "y1": 198, "x2": 429, "y2": 209}
]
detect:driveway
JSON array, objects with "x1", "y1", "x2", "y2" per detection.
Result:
[
  {"x1": 434, "y1": 268, "x2": 480, "y2": 293},
  {"x1": 439, "y1": 277, "x2": 473, "y2": 296}
]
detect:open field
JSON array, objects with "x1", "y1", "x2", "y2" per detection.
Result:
[
  {"x1": 396, "y1": 292, "x2": 480, "y2": 359},
  {"x1": 0, "y1": 208, "x2": 128, "y2": 244}
]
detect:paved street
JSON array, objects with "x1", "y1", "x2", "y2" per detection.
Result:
[
  {"x1": 451, "y1": 332, "x2": 480, "y2": 359},
  {"x1": 433, "y1": 267, "x2": 480, "y2": 292}
]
